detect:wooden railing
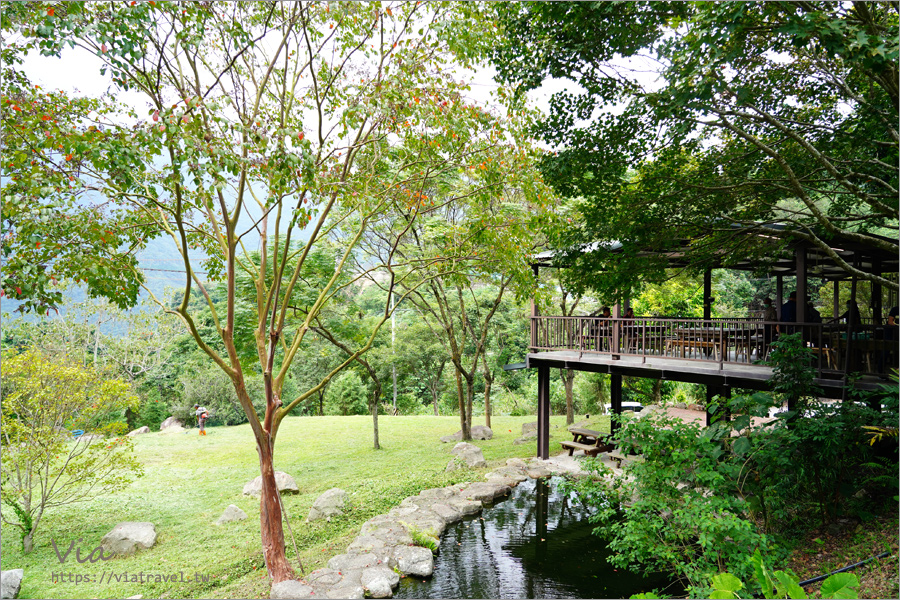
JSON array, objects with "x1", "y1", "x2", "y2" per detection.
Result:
[{"x1": 530, "y1": 316, "x2": 897, "y2": 376}]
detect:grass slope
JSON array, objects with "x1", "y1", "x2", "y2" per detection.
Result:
[{"x1": 2, "y1": 414, "x2": 606, "y2": 599}]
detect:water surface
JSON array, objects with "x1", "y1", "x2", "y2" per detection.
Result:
[{"x1": 395, "y1": 477, "x2": 681, "y2": 599}]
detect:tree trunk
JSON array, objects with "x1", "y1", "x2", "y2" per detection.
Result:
[
  {"x1": 371, "y1": 394, "x2": 381, "y2": 450},
  {"x1": 561, "y1": 369, "x2": 575, "y2": 425},
  {"x1": 432, "y1": 385, "x2": 439, "y2": 415},
  {"x1": 23, "y1": 531, "x2": 34, "y2": 554},
  {"x1": 464, "y1": 375, "x2": 474, "y2": 434},
  {"x1": 256, "y1": 435, "x2": 293, "y2": 583},
  {"x1": 483, "y1": 374, "x2": 492, "y2": 429},
  {"x1": 454, "y1": 367, "x2": 470, "y2": 440}
]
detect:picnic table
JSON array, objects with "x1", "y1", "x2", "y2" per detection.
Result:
[{"x1": 560, "y1": 427, "x2": 615, "y2": 457}]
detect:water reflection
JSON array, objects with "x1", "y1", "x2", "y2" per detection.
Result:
[{"x1": 395, "y1": 477, "x2": 680, "y2": 599}]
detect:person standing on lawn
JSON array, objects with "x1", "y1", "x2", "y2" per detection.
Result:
[{"x1": 193, "y1": 404, "x2": 209, "y2": 436}]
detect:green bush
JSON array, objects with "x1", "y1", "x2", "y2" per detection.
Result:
[{"x1": 323, "y1": 370, "x2": 369, "y2": 416}]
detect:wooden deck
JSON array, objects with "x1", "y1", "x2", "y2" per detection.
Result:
[{"x1": 527, "y1": 350, "x2": 878, "y2": 398}]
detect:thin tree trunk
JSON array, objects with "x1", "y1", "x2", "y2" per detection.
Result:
[
  {"x1": 484, "y1": 374, "x2": 492, "y2": 429},
  {"x1": 256, "y1": 434, "x2": 293, "y2": 583},
  {"x1": 465, "y1": 376, "x2": 474, "y2": 434},
  {"x1": 454, "y1": 366, "x2": 470, "y2": 440},
  {"x1": 371, "y1": 399, "x2": 380, "y2": 450},
  {"x1": 481, "y1": 353, "x2": 493, "y2": 429}
]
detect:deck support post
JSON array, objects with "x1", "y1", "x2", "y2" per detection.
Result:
[
  {"x1": 537, "y1": 364, "x2": 550, "y2": 459},
  {"x1": 776, "y1": 275, "x2": 783, "y2": 318},
  {"x1": 796, "y1": 248, "x2": 807, "y2": 324},
  {"x1": 872, "y1": 260, "x2": 882, "y2": 324},
  {"x1": 833, "y1": 280, "x2": 840, "y2": 320},
  {"x1": 703, "y1": 269, "x2": 713, "y2": 322},
  {"x1": 610, "y1": 372, "x2": 623, "y2": 436}
]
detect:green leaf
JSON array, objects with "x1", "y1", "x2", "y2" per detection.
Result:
[
  {"x1": 732, "y1": 436, "x2": 751, "y2": 456},
  {"x1": 750, "y1": 549, "x2": 775, "y2": 599},
  {"x1": 773, "y1": 571, "x2": 808, "y2": 599},
  {"x1": 630, "y1": 594, "x2": 662, "y2": 599},
  {"x1": 710, "y1": 573, "x2": 743, "y2": 599},
  {"x1": 819, "y1": 573, "x2": 859, "y2": 599}
]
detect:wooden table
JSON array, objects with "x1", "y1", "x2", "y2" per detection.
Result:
[{"x1": 561, "y1": 427, "x2": 615, "y2": 457}]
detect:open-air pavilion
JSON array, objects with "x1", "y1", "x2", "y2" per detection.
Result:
[{"x1": 525, "y1": 229, "x2": 899, "y2": 459}]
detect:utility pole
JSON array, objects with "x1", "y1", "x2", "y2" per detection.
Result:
[{"x1": 391, "y1": 291, "x2": 397, "y2": 411}]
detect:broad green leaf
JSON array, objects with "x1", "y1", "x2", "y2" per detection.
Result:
[
  {"x1": 710, "y1": 573, "x2": 743, "y2": 599},
  {"x1": 819, "y1": 573, "x2": 859, "y2": 599}
]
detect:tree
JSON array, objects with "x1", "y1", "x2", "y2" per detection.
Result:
[
  {"x1": 494, "y1": 2, "x2": 898, "y2": 298},
  {"x1": 4, "y1": 1, "x2": 536, "y2": 581},
  {"x1": 388, "y1": 165, "x2": 551, "y2": 438},
  {"x1": 0, "y1": 347, "x2": 143, "y2": 553}
]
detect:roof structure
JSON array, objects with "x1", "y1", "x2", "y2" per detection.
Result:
[{"x1": 531, "y1": 226, "x2": 898, "y2": 281}]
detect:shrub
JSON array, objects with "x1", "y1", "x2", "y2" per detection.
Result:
[
  {"x1": 323, "y1": 370, "x2": 368, "y2": 416},
  {"x1": 0, "y1": 348, "x2": 143, "y2": 553}
]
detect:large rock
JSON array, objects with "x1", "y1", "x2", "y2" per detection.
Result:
[
  {"x1": 360, "y1": 566, "x2": 399, "y2": 599},
  {"x1": 327, "y1": 553, "x2": 382, "y2": 573},
  {"x1": 461, "y1": 481, "x2": 511, "y2": 504},
  {"x1": 242, "y1": 471, "x2": 299, "y2": 497},
  {"x1": 470, "y1": 425, "x2": 493, "y2": 440},
  {"x1": 127, "y1": 426, "x2": 150, "y2": 437},
  {"x1": 392, "y1": 545, "x2": 434, "y2": 577},
  {"x1": 446, "y1": 443, "x2": 486, "y2": 471},
  {"x1": 307, "y1": 488, "x2": 348, "y2": 523},
  {"x1": 270, "y1": 580, "x2": 315, "y2": 599},
  {"x1": 522, "y1": 421, "x2": 537, "y2": 436},
  {"x1": 215, "y1": 504, "x2": 248, "y2": 526},
  {"x1": 160, "y1": 416, "x2": 182, "y2": 430},
  {"x1": 100, "y1": 522, "x2": 157, "y2": 556},
  {"x1": 1, "y1": 569, "x2": 23, "y2": 600},
  {"x1": 439, "y1": 431, "x2": 462, "y2": 443},
  {"x1": 450, "y1": 442, "x2": 479, "y2": 455}
]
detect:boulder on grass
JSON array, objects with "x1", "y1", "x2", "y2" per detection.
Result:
[
  {"x1": 307, "y1": 488, "x2": 349, "y2": 522},
  {"x1": 100, "y1": 522, "x2": 157, "y2": 556},
  {"x1": 215, "y1": 504, "x2": 248, "y2": 526},
  {"x1": 446, "y1": 444, "x2": 486, "y2": 471},
  {"x1": 1, "y1": 569, "x2": 23, "y2": 600},
  {"x1": 470, "y1": 425, "x2": 493, "y2": 440},
  {"x1": 439, "y1": 431, "x2": 462, "y2": 443},
  {"x1": 160, "y1": 416, "x2": 182, "y2": 430},
  {"x1": 522, "y1": 421, "x2": 537, "y2": 436},
  {"x1": 127, "y1": 426, "x2": 150, "y2": 437},
  {"x1": 242, "y1": 471, "x2": 299, "y2": 497},
  {"x1": 270, "y1": 580, "x2": 314, "y2": 599}
]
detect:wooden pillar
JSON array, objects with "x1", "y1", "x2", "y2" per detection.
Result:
[
  {"x1": 537, "y1": 364, "x2": 550, "y2": 459},
  {"x1": 833, "y1": 280, "x2": 840, "y2": 318},
  {"x1": 530, "y1": 264, "x2": 540, "y2": 318},
  {"x1": 776, "y1": 275, "x2": 784, "y2": 318},
  {"x1": 703, "y1": 269, "x2": 713, "y2": 321},
  {"x1": 872, "y1": 260, "x2": 883, "y2": 324},
  {"x1": 610, "y1": 372, "x2": 623, "y2": 436},
  {"x1": 796, "y1": 248, "x2": 807, "y2": 323},
  {"x1": 612, "y1": 302, "x2": 621, "y2": 360}
]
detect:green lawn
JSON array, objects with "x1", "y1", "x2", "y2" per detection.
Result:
[{"x1": 2, "y1": 414, "x2": 609, "y2": 599}]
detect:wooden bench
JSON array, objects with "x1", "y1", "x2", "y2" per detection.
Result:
[{"x1": 561, "y1": 427, "x2": 615, "y2": 457}]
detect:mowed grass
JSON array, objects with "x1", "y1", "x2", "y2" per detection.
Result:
[{"x1": 2, "y1": 414, "x2": 610, "y2": 599}]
